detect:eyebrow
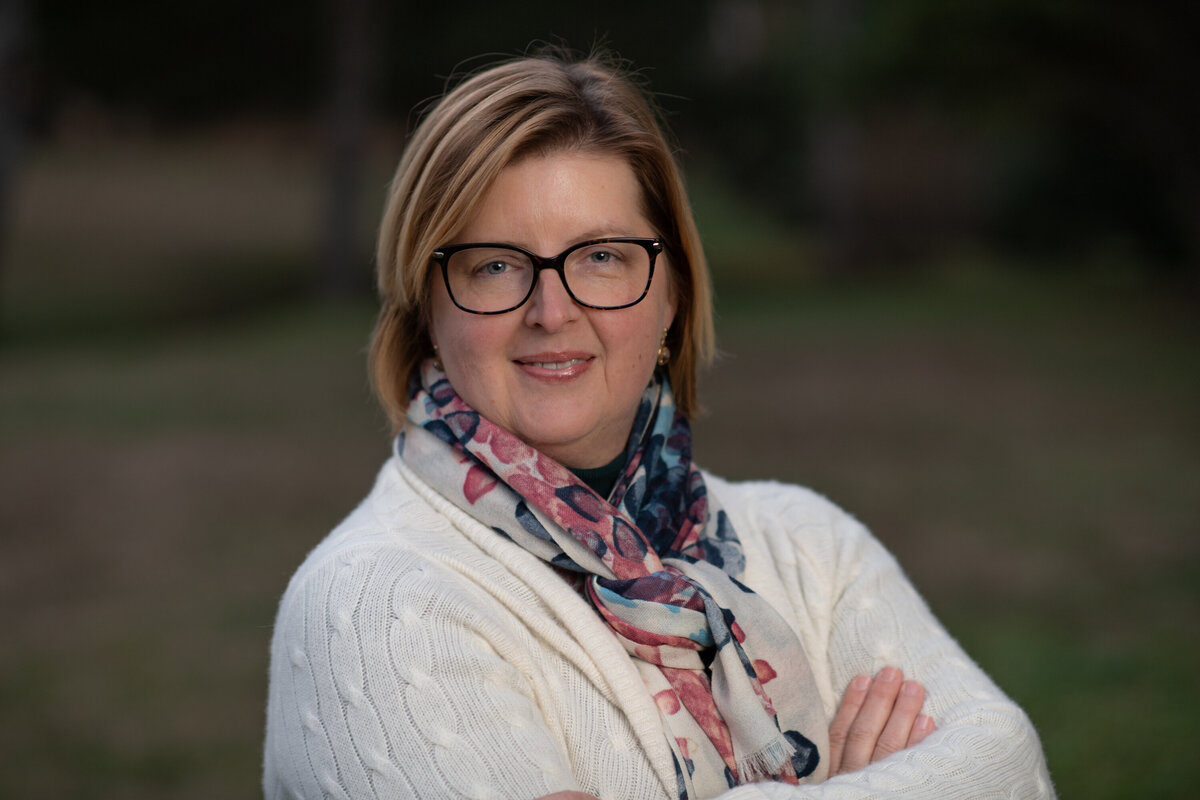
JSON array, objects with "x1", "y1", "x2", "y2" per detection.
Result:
[
  {"x1": 510, "y1": 227, "x2": 643, "y2": 246},
  {"x1": 574, "y1": 225, "x2": 632, "y2": 240},
  {"x1": 456, "y1": 228, "x2": 653, "y2": 251}
]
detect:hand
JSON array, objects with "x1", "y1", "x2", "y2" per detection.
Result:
[{"x1": 828, "y1": 666, "x2": 936, "y2": 776}]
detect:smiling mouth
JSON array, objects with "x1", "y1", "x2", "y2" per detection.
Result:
[{"x1": 519, "y1": 358, "x2": 588, "y2": 370}]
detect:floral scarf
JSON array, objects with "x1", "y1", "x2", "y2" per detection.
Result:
[{"x1": 398, "y1": 361, "x2": 828, "y2": 797}]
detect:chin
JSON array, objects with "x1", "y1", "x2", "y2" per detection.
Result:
[
  {"x1": 523, "y1": 423, "x2": 592, "y2": 452},
  {"x1": 520, "y1": 419, "x2": 602, "y2": 459}
]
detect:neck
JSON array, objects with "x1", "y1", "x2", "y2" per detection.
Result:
[{"x1": 568, "y1": 449, "x2": 629, "y2": 499}]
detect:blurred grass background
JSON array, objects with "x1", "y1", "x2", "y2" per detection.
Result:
[{"x1": 2, "y1": 2, "x2": 1199, "y2": 798}]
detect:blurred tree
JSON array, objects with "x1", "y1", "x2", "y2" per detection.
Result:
[
  {"x1": 23, "y1": 1, "x2": 1195, "y2": 284},
  {"x1": 321, "y1": 0, "x2": 374, "y2": 298},
  {"x1": 683, "y1": 0, "x2": 1199, "y2": 277},
  {"x1": 34, "y1": 0, "x2": 323, "y2": 123},
  {"x1": 804, "y1": 0, "x2": 866, "y2": 271},
  {"x1": 0, "y1": 0, "x2": 31, "y2": 331},
  {"x1": 690, "y1": 1, "x2": 810, "y2": 221},
  {"x1": 851, "y1": 0, "x2": 1200, "y2": 275}
]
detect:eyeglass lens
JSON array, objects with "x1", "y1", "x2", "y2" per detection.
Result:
[{"x1": 444, "y1": 240, "x2": 652, "y2": 313}]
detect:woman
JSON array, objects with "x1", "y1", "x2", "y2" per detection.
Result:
[{"x1": 263, "y1": 52, "x2": 1053, "y2": 799}]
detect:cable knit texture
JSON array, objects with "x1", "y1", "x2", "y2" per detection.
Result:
[{"x1": 264, "y1": 455, "x2": 1055, "y2": 799}]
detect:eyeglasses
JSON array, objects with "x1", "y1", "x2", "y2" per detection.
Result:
[{"x1": 432, "y1": 237, "x2": 662, "y2": 315}]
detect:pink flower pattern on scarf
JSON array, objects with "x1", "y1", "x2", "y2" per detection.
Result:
[{"x1": 400, "y1": 362, "x2": 826, "y2": 797}]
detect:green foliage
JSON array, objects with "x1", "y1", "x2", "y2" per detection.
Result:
[
  {"x1": 24, "y1": 1, "x2": 1198, "y2": 271},
  {"x1": 846, "y1": 0, "x2": 1200, "y2": 267}
]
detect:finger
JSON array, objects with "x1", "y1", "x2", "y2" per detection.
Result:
[
  {"x1": 908, "y1": 714, "x2": 936, "y2": 747},
  {"x1": 838, "y1": 666, "x2": 903, "y2": 774},
  {"x1": 828, "y1": 674, "x2": 872, "y2": 775},
  {"x1": 871, "y1": 680, "x2": 925, "y2": 762}
]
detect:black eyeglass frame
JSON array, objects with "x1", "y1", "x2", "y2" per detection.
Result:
[{"x1": 432, "y1": 237, "x2": 663, "y2": 315}]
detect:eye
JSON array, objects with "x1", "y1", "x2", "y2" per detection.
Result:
[
  {"x1": 585, "y1": 247, "x2": 622, "y2": 264},
  {"x1": 467, "y1": 255, "x2": 526, "y2": 277}
]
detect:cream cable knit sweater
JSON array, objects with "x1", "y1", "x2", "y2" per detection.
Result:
[{"x1": 263, "y1": 455, "x2": 1054, "y2": 799}]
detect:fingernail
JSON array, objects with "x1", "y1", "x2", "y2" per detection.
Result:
[
  {"x1": 878, "y1": 666, "x2": 900, "y2": 682},
  {"x1": 901, "y1": 680, "x2": 922, "y2": 696},
  {"x1": 851, "y1": 675, "x2": 871, "y2": 691},
  {"x1": 915, "y1": 714, "x2": 934, "y2": 732}
]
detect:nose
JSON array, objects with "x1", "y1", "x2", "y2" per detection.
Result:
[{"x1": 522, "y1": 267, "x2": 580, "y2": 330}]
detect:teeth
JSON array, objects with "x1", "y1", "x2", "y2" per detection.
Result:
[{"x1": 528, "y1": 358, "x2": 585, "y2": 370}]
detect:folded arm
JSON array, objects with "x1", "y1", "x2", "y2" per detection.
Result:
[
  {"x1": 716, "y1": 495, "x2": 1055, "y2": 799},
  {"x1": 537, "y1": 664, "x2": 937, "y2": 800}
]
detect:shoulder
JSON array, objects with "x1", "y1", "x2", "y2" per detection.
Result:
[
  {"x1": 701, "y1": 471, "x2": 901, "y2": 603},
  {"x1": 272, "y1": 456, "x2": 507, "y2": 640},
  {"x1": 271, "y1": 454, "x2": 593, "y2": 656},
  {"x1": 265, "y1": 456, "x2": 565, "y2": 736},
  {"x1": 263, "y1": 459, "x2": 603, "y2": 800},
  {"x1": 281, "y1": 456, "x2": 451, "y2": 587},
  {"x1": 703, "y1": 472, "x2": 849, "y2": 528},
  {"x1": 703, "y1": 472, "x2": 875, "y2": 557}
]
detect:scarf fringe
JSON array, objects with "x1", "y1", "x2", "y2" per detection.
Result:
[
  {"x1": 736, "y1": 734, "x2": 796, "y2": 783},
  {"x1": 404, "y1": 363, "x2": 826, "y2": 794}
]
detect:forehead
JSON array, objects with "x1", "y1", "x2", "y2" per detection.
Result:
[{"x1": 453, "y1": 152, "x2": 650, "y2": 246}]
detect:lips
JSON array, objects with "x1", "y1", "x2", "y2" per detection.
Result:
[{"x1": 514, "y1": 352, "x2": 594, "y2": 380}]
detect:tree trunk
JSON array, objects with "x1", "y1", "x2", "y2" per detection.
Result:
[
  {"x1": 321, "y1": 0, "x2": 373, "y2": 298},
  {"x1": 0, "y1": 0, "x2": 30, "y2": 333},
  {"x1": 804, "y1": 0, "x2": 864, "y2": 272}
]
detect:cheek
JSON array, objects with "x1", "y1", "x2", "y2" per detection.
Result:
[
  {"x1": 602, "y1": 313, "x2": 664, "y2": 375},
  {"x1": 430, "y1": 292, "x2": 485, "y2": 363},
  {"x1": 441, "y1": 324, "x2": 502, "y2": 373},
  {"x1": 427, "y1": 286, "x2": 452, "y2": 350}
]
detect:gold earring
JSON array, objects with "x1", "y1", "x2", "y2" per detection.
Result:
[
  {"x1": 432, "y1": 343, "x2": 443, "y2": 370},
  {"x1": 656, "y1": 327, "x2": 671, "y2": 367}
]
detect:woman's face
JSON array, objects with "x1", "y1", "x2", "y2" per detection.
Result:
[{"x1": 428, "y1": 151, "x2": 677, "y2": 469}]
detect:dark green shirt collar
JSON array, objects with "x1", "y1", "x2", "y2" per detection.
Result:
[{"x1": 569, "y1": 450, "x2": 628, "y2": 500}]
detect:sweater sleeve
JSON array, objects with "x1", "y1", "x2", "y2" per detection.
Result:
[
  {"x1": 262, "y1": 541, "x2": 584, "y2": 800},
  {"x1": 714, "y1": 483, "x2": 1056, "y2": 799}
]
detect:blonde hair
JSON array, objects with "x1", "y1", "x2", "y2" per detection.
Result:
[{"x1": 369, "y1": 50, "x2": 714, "y2": 431}]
